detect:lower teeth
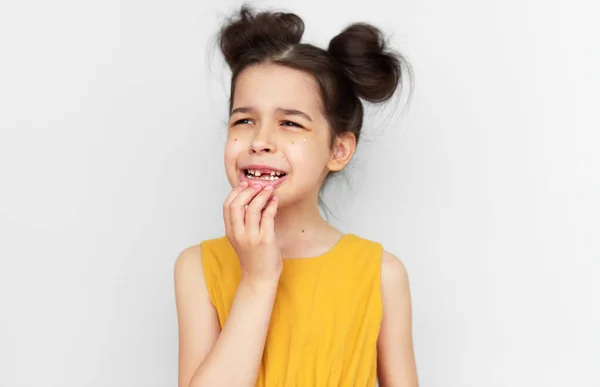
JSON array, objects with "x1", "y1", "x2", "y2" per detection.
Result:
[
  {"x1": 247, "y1": 175, "x2": 280, "y2": 180},
  {"x1": 244, "y1": 170, "x2": 286, "y2": 180}
]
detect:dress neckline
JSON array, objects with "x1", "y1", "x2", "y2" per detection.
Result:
[{"x1": 282, "y1": 233, "x2": 353, "y2": 263}]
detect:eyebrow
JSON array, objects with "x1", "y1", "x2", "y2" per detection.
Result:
[{"x1": 230, "y1": 106, "x2": 313, "y2": 122}]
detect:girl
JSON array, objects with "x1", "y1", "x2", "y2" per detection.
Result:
[{"x1": 175, "y1": 6, "x2": 418, "y2": 387}]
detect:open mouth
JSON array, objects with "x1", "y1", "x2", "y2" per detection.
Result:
[{"x1": 243, "y1": 168, "x2": 288, "y2": 181}]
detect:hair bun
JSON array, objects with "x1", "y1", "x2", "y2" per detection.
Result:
[
  {"x1": 219, "y1": 6, "x2": 305, "y2": 70},
  {"x1": 328, "y1": 23, "x2": 403, "y2": 103}
]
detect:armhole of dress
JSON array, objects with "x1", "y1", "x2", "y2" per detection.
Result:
[
  {"x1": 200, "y1": 241, "x2": 217, "y2": 310},
  {"x1": 375, "y1": 242, "x2": 385, "y2": 326}
]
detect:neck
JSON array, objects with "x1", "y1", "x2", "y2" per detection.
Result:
[{"x1": 273, "y1": 194, "x2": 334, "y2": 248}]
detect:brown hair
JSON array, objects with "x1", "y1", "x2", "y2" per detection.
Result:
[{"x1": 218, "y1": 5, "x2": 412, "y2": 147}]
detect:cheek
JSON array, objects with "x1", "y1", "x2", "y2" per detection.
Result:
[
  {"x1": 224, "y1": 136, "x2": 247, "y2": 168},
  {"x1": 285, "y1": 139, "x2": 331, "y2": 173}
]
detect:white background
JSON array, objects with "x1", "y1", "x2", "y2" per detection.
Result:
[{"x1": 1, "y1": 0, "x2": 598, "y2": 386}]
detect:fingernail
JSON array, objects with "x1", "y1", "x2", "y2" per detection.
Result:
[{"x1": 240, "y1": 181, "x2": 248, "y2": 187}]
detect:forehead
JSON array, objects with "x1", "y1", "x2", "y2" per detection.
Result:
[{"x1": 232, "y1": 63, "x2": 323, "y2": 113}]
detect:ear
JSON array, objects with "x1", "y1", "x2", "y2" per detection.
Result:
[{"x1": 327, "y1": 132, "x2": 356, "y2": 172}]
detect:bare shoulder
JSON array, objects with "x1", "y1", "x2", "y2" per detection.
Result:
[
  {"x1": 174, "y1": 244, "x2": 203, "y2": 278},
  {"x1": 174, "y1": 243, "x2": 213, "y2": 315},
  {"x1": 173, "y1": 243, "x2": 213, "y2": 305},
  {"x1": 381, "y1": 250, "x2": 410, "y2": 294}
]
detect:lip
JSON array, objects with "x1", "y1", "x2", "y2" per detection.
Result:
[{"x1": 239, "y1": 164, "x2": 288, "y2": 189}]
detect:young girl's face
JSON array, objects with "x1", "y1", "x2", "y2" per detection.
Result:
[{"x1": 224, "y1": 63, "x2": 336, "y2": 207}]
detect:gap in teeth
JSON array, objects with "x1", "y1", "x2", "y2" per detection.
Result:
[{"x1": 245, "y1": 169, "x2": 285, "y2": 179}]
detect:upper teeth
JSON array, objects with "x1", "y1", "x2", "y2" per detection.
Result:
[
  {"x1": 248, "y1": 169, "x2": 283, "y2": 176},
  {"x1": 246, "y1": 169, "x2": 284, "y2": 180}
]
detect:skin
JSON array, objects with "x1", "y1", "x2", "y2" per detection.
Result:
[
  {"x1": 174, "y1": 63, "x2": 418, "y2": 387},
  {"x1": 224, "y1": 63, "x2": 354, "y2": 255}
]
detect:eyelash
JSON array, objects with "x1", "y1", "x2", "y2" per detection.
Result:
[
  {"x1": 233, "y1": 119, "x2": 253, "y2": 126},
  {"x1": 232, "y1": 119, "x2": 304, "y2": 129}
]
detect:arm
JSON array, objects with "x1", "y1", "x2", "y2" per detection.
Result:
[
  {"x1": 175, "y1": 182, "x2": 281, "y2": 387},
  {"x1": 174, "y1": 246, "x2": 279, "y2": 387},
  {"x1": 377, "y1": 250, "x2": 419, "y2": 387}
]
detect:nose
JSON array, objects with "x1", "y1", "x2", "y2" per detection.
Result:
[{"x1": 248, "y1": 126, "x2": 277, "y2": 154}]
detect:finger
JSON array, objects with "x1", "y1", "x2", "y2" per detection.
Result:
[
  {"x1": 224, "y1": 181, "x2": 249, "y2": 207},
  {"x1": 230, "y1": 184, "x2": 263, "y2": 236},
  {"x1": 223, "y1": 181, "x2": 248, "y2": 235},
  {"x1": 245, "y1": 185, "x2": 274, "y2": 236},
  {"x1": 259, "y1": 195, "x2": 279, "y2": 236}
]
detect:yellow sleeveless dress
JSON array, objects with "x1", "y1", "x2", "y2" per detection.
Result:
[{"x1": 200, "y1": 233, "x2": 383, "y2": 387}]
